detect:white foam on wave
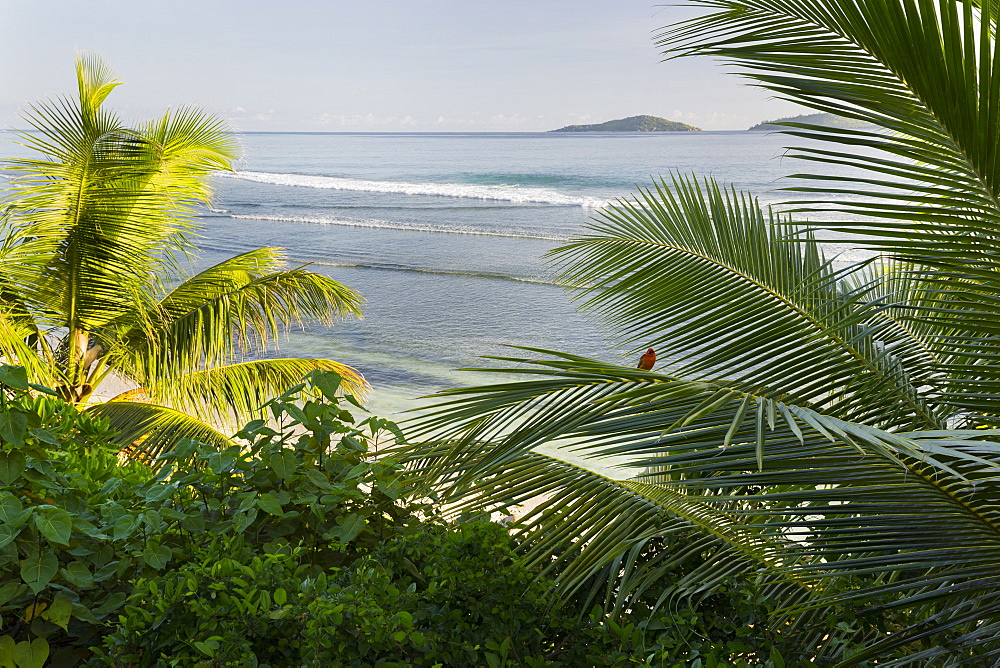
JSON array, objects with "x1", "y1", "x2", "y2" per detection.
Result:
[
  {"x1": 229, "y1": 214, "x2": 571, "y2": 241},
  {"x1": 218, "y1": 170, "x2": 608, "y2": 208},
  {"x1": 302, "y1": 260, "x2": 566, "y2": 287}
]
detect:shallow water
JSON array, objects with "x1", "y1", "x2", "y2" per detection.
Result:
[
  {"x1": 198, "y1": 131, "x2": 868, "y2": 422},
  {"x1": 4, "y1": 129, "x2": 872, "y2": 474}
]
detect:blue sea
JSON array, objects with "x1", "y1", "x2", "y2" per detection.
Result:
[{"x1": 198, "y1": 131, "x2": 866, "y2": 419}]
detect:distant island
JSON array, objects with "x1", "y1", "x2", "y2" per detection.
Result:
[
  {"x1": 747, "y1": 112, "x2": 873, "y2": 131},
  {"x1": 551, "y1": 115, "x2": 702, "y2": 132}
]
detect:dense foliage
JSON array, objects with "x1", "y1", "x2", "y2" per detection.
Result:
[
  {"x1": 101, "y1": 524, "x2": 636, "y2": 667},
  {"x1": 0, "y1": 369, "x2": 624, "y2": 667},
  {"x1": 0, "y1": 363, "x2": 889, "y2": 667},
  {"x1": 0, "y1": 369, "x2": 426, "y2": 666}
]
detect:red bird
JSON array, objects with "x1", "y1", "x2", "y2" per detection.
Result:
[{"x1": 637, "y1": 348, "x2": 656, "y2": 370}]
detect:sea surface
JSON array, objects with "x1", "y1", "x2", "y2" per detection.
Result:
[
  {"x1": 0, "y1": 129, "x2": 873, "y2": 473},
  {"x1": 197, "y1": 131, "x2": 868, "y2": 422},
  {"x1": 0, "y1": 129, "x2": 870, "y2": 472}
]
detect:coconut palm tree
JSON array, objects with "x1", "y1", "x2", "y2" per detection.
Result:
[
  {"x1": 0, "y1": 54, "x2": 364, "y2": 459},
  {"x1": 405, "y1": 0, "x2": 1000, "y2": 661}
]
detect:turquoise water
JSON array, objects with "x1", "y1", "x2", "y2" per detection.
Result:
[{"x1": 198, "y1": 131, "x2": 865, "y2": 418}]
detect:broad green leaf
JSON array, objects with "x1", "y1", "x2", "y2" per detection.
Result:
[
  {"x1": 303, "y1": 468, "x2": 332, "y2": 489},
  {"x1": 194, "y1": 641, "x2": 216, "y2": 658},
  {"x1": 337, "y1": 513, "x2": 365, "y2": 543},
  {"x1": 181, "y1": 512, "x2": 205, "y2": 534},
  {"x1": 232, "y1": 508, "x2": 258, "y2": 533},
  {"x1": 144, "y1": 483, "x2": 175, "y2": 503},
  {"x1": 0, "y1": 452, "x2": 26, "y2": 485},
  {"x1": 0, "y1": 582, "x2": 25, "y2": 606},
  {"x1": 12, "y1": 638, "x2": 48, "y2": 668},
  {"x1": 20, "y1": 550, "x2": 57, "y2": 594},
  {"x1": 61, "y1": 561, "x2": 94, "y2": 588},
  {"x1": 0, "y1": 635, "x2": 13, "y2": 668},
  {"x1": 0, "y1": 366, "x2": 29, "y2": 391},
  {"x1": 93, "y1": 592, "x2": 126, "y2": 617},
  {"x1": 27, "y1": 429, "x2": 59, "y2": 447},
  {"x1": 71, "y1": 518, "x2": 108, "y2": 539},
  {"x1": 71, "y1": 602, "x2": 100, "y2": 624},
  {"x1": 0, "y1": 494, "x2": 24, "y2": 526},
  {"x1": 256, "y1": 493, "x2": 284, "y2": 516},
  {"x1": 0, "y1": 524, "x2": 17, "y2": 550},
  {"x1": 112, "y1": 515, "x2": 137, "y2": 540},
  {"x1": 274, "y1": 587, "x2": 287, "y2": 606},
  {"x1": 0, "y1": 413, "x2": 27, "y2": 448},
  {"x1": 41, "y1": 592, "x2": 73, "y2": 630},
  {"x1": 344, "y1": 462, "x2": 369, "y2": 480},
  {"x1": 143, "y1": 509, "x2": 164, "y2": 533},
  {"x1": 34, "y1": 507, "x2": 72, "y2": 545},
  {"x1": 142, "y1": 543, "x2": 172, "y2": 570},
  {"x1": 268, "y1": 450, "x2": 297, "y2": 480},
  {"x1": 310, "y1": 371, "x2": 342, "y2": 401}
]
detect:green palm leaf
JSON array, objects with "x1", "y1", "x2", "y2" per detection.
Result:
[
  {"x1": 407, "y1": 444, "x2": 856, "y2": 655},
  {"x1": 407, "y1": 352, "x2": 1000, "y2": 660},
  {"x1": 139, "y1": 358, "x2": 366, "y2": 425},
  {"x1": 551, "y1": 175, "x2": 945, "y2": 430},
  {"x1": 87, "y1": 400, "x2": 232, "y2": 462},
  {"x1": 656, "y1": 0, "x2": 1000, "y2": 419},
  {"x1": 106, "y1": 249, "x2": 363, "y2": 386}
]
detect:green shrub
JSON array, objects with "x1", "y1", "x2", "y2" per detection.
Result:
[
  {"x1": 94, "y1": 537, "x2": 310, "y2": 666},
  {"x1": 0, "y1": 366, "x2": 157, "y2": 667},
  {"x1": 320, "y1": 522, "x2": 638, "y2": 667},
  {"x1": 99, "y1": 522, "x2": 640, "y2": 667},
  {"x1": 0, "y1": 368, "x2": 425, "y2": 667},
  {"x1": 0, "y1": 365, "x2": 892, "y2": 667}
]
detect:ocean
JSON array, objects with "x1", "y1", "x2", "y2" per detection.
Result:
[{"x1": 197, "y1": 130, "x2": 865, "y2": 421}]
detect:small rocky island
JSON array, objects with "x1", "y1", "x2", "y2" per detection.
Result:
[
  {"x1": 551, "y1": 115, "x2": 701, "y2": 132},
  {"x1": 748, "y1": 112, "x2": 872, "y2": 131}
]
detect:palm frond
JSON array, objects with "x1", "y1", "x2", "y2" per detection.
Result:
[
  {"x1": 86, "y1": 399, "x2": 232, "y2": 462},
  {"x1": 658, "y1": 0, "x2": 1000, "y2": 243},
  {"x1": 551, "y1": 175, "x2": 945, "y2": 430},
  {"x1": 141, "y1": 358, "x2": 367, "y2": 425},
  {"x1": 108, "y1": 254, "x2": 363, "y2": 383},
  {"x1": 405, "y1": 352, "x2": 1000, "y2": 660},
  {"x1": 656, "y1": 0, "x2": 1000, "y2": 420},
  {"x1": 405, "y1": 444, "x2": 855, "y2": 657}
]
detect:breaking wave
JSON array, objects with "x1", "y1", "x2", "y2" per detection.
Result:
[
  {"x1": 218, "y1": 171, "x2": 608, "y2": 207},
  {"x1": 227, "y1": 214, "x2": 570, "y2": 241}
]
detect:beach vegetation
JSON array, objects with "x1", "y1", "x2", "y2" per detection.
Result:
[
  {"x1": 0, "y1": 370, "x2": 418, "y2": 664},
  {"x1": 0, "y1": 54, "x2": 364, "y2": 460},
  {"x1": 404, "y1": 0, "x2": 1000, "y2": 662},
  {"x1": 0, "y1": 370, "x2": 675, "y2": 667}
]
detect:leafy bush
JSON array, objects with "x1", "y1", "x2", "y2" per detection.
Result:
[
  {"x1": 99, "y1": 522, "x2": 640, "y2": 667},
  {"x1": 96, "y1": 537, "x2": 311, "y2": 666},
  {"x1": 0, "y1": 365, "x2": 890, "y2": 667},
  {"x1": 0, "y1": 367, "x2": 156, "y2": 667},
  {"x1": 323, "y1": 522, "x2": 637, "y2": 667},
  {"x1": 0, "y1": 369, "x2": 424, "y2": 667}
]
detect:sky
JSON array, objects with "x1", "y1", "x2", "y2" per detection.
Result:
[{"x1": 0, "y1": 0, "x2": 806, "y2": 132}]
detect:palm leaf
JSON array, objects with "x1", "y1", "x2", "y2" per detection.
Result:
[
  {"x1": 87, "y1": 399, "x2": 232, "y2": 462},
  {"x1": 551, "y1": 175, "x2": 945, "y2": 430},
  {"x1": 108, "y1": 254, "x2": 363, "y2": 385},
  {"x1": 139, "y1": 358, "x2": 367, "y2": 425},
  {"x1": 656, "y1": 0, "x2": 1000, "y2": 420},
  {"x1": 405, "y1": 443, "x2": 856, "y2": 657},
  {"x1": 406, "y1": 352, "x2": 1000, "y2": 661}
]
